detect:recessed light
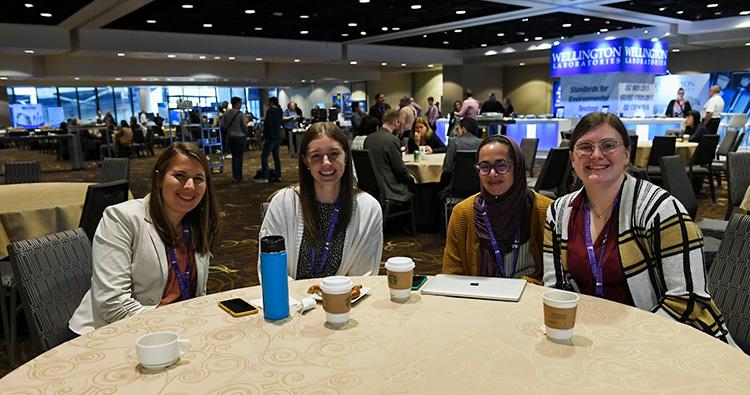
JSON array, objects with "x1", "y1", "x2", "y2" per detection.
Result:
[
  {"x1": 0, "y1": 76, "x2": 7, "y2": 80},
  {"x1": 344, "y1": 80, "x2": 349, "y2": 83},
  {"x1": 392, "y1": 27, "x2": 400, "y2": 31},
  {"x1": 310, "y1": 80, "x2": 314, "y2": 83},
  {"x1": 245, "y1": 9, "x2": 255, "y2": 14},
  {"x1": 745, "y1": 42, "x2": 750, "y2": 46},
  {"x1": 411, "y1": 5, "x2": 422, "y2": 10},
  {"x1": 272, "y1": 12, "x2": 283, "y2": 17},
  {"x1": 519, "y1": 62, "x2": 526, "y2": 66},
  {"x1": 521, "y1": 18, "x2": 528, "y2": 22},
  {"x1": 146, "y1": 19, "x2": 156, "y2": 24},
  {"x1": 553, "y1": 40, "x2": 560, "y2": 45},
  {"x1": 117, "y1": 52, "x2": 125, "y2": 57},
  {"x1": 360, "y1": 31, "x2": 367, "y2": 35},
  {"x1": 714, "y1": 11, "x2": 722, "y2": 15},
  {"x1": 659, "y1": 7, "x2": 667, "y2": 11},
  {"x1": 524, "y1": 38, "x2": 529, "y2": 42},
  {"x1": 199, "y1": 55, "x2": 206, "y2": 59},
  {"x1": 254, "y1": 27, "x2": 262, "y2": 31},
  {"x1": 583, "y1": 18, "x2": 590, "y2": 21},
  {"x1": 484, "y1": 50, "x2": 498, "y2": 56},
  {"x1": 203, "y1": 23, "x2": 212, "y2": 28},
  {"x1": 40, "y1": 12, "x2": 52, "y2": 17},
  {"x1": 350, "y1": 60, "x2": 358, "y2": 65},
  {"x1": 534, "y1": 36, "x2": 543, "y2": 41},
  {"x1": 301, "y1": 79, "x2": 306, "y2": 83},
  {"x1": 74, "y1": 77, "x2": 80, "y2": 80},
  {"x1": 294, "y1": 58, "x2": 300, "y2": 62},
  {"x1": 427, "y1": 64, "x2": 434, "y2": 68},
  {"x1": 348, "y1": 22, "x2": 357, "y2": 27},
  {"x1": 214, "y1": 56, "x2": 220, "y2": 59},
  {"x1": 300, "y1": 30, "x2": 308, "y2": 34},
  {"x1": 115, "y1": 77, "x2": 122, "y2": 81},
  {"x1": 189, "y1": 78, "x2": 195, "y2": 81},
  {"x1": 359, "y1": 0, "x2": 370, "y2": 3},
  {"x1": 141, "y1": 77, "x2": 147, "y2": 81},
  {"x1": 672, "y1": 48, "x2": 680, "y2": 52},
  {"x1": 676, "y1": 10, "x2": 684, "y2": 14},
  {"x1": 381, "y1": 62, "x2": 387, "y2": 66},
  {"x1": 442, "y1": 41, "x2": 449, "y2": 44},
  {"x1": 651, "y1": 37, "x2": 658, "y2": 42},
  {"x1": 605, "y1": 21, "x2": 610, "y2": 24},
  {"x1": 300, "y1": 15, "x2": 309, "y2": 19},
  {"x1": 167, "y1": 54, "x2": 176, "y2": 58},
  {"x1": 341, "y1": 33, "x2": 349, "y2": 37},
  {"x1": 381, "y1": 27, "x2": 388, "y2": 31},
  {"x1": 167, "y1": 78, "x2": 172, "y2": 81},
  {"x1": 24, "y1": 49, "x2": 34, "y2": 54},
  {"x1": 605, "y1": 36, "x2": 616, "y2": 40},
  {"x1": 562, "y1": 23, "x2": 571, "y2": 28},
  {"x1": 24, "y1": 3, "x2": 33, "y2": 8},
  {"x1": 740, "y1": 11, "x2": 750, "y2": 15},
  {"x1": 228, "y1": 56, "x2": 236, "y2": 60},
  {"x1": 480, "y1": 43, "x2": 487, "y2": 47},
  {"x1": 423, "y1": 34, "x2": 428, "y2": 38},
  {"x1": 454, "y1": 29, "x2": 462, "y2": 33},
  {"x1": 600, "y1": 28, "x2": 609, "y2": 32},
  {"x1": 255, "y1": 57, "x2": 263, "y2": 61},
  {"x1": 497, "y1": 32, "x2": 505, "y2": 37},
  {"x1": 456, "y1": 10, "x2": 466, "y2": 15},
  {"x1": 707, "y1": 3, "x2": 718, "y2": 8},
  {"x1": 401, "y1": 63, "x2": 407, "y2": 67}
]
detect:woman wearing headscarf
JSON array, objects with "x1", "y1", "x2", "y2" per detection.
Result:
[{"x1": 442, "y1": 135, "x2": 552, "y2": 283}]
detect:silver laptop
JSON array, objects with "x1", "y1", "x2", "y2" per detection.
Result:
[{"x1": 421, "y1": 274, "x2": 527, "y2": 301}]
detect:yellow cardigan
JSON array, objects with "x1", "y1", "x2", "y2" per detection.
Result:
[{"x1": 442, "y1": 190, "x2": 552, "y2": 282}]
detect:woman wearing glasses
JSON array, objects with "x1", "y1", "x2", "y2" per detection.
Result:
[
  {"x1": 543, "y1": 112, "x2": 733, "y2": 343},
  {"x1": 69, "y1": 143, "x2": 221, "y2": 335},
  {"x1": 442, "y1": 135, "x2": 552, "y2": 282},
  {"x1": 260, "y1": 123, "x2": 383, "y2": 279}
]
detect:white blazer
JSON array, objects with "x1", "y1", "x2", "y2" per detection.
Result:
[
  {"x1": 69, "y1": 195, "x2": 210, "y2": 334},
  {"x1": 259, "y1": 187, "x2": 383, "y2": 279}
]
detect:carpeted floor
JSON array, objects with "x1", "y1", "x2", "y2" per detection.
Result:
[{"x1": 0, "y1": 143, "x2": 734, "y2": 375}]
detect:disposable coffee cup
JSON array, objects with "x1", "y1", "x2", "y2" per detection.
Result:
[
  {"x1": 320, "y1": 276, "x2": 353, "y2": 326},
  {"x1": 542, "y1": 290, "x2": 579, "y2": 343},
  {"x1": 385, "y1": 257, "x2": 415, "y2": 302},
  {"x1": 136, "y1": 331, "x2": 191, "y2": 370},
  {"x1": 419, "y1": 145, "x2": 427, "y2": 156},
  {"x1": 682, "y1": 134, "x2": 690, "y2": 142}
]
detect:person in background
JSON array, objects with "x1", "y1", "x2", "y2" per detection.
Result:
[
  {"x1": 407, "y1": 117, "x2": 446, "y2": 154},
  {"x1": 425, "y1": 96, "x2": 439, "y2": 131},
  {"x1": 364, "y1": 109, "x2": 414, "y2": 202},
  {"x1": 351, "y1": 116, "x2": 379, "y2": 151},
  {"x1": 139, "y1": 111, "x2": 149, "y2": 125},
  {"x1": 480, "y1": 92, "x2": 505, "y2": 115},
  {"x1": 543, "y1": 112, "x2": 734, "y2": 344},
  {"x1": 397, "y1": 96, "x2": 417, "y2": 137},
  {"x1": 69, "y1": 143, "x2": 220, "y2": 335},
  {"x1": 294, "y1": 102, "x2": 303, "y2": 118},
  {"x1": 703, "y1": 85, "x2": 725, "y2": 134},
  {"x1": 103, "y1": 112, "x2": 115, "y2": 126},
  {"x1": 351, "y1": 101, "x2": 365, "y2": 134},
  {"x1": 223, "y1": 97, "x2": 249, "y2": 184},
  {"x1": 154, "y1": 113, "x2": 164, "y2": 128},
  {"x1": 260, "y1": 123, "x2": 382, "y2": 279},
  {"x1": 283, "y1": 102, "x2": 300, "y2": 149},
  {"x1": 683, "y1": 111, "x2": 708, "y2": 142},
  {"x1": 443, "y1": 135, "x2": 552, "y2": 282},
  {"x1": 410, "y1": 97, "x2": 422, "y2": 117},
  {"x1": 442, "y1": 117, "x2": 483, "y2": 183},
  {"x1": 455, "y1": 89, "x2": 480, "y2": 120},
  {"x1": 504, "y1": 98, "x2": 515, "y2": 116},
  {"x1": 256, "y1": 97, "x2": 284, "y2": 183},
  {"x1": 115, "y1": 120, "x2": 133, "y2": 158},
  {"x1": 96, "y1": 111, "x2": 104, "y2": 124},
  {"x1": 130, "y1": 115, "x2": 146, "y2": 156},
  {"x1": 665, "y1": 87, "x2": 692, "y2": 118},
  {"x1": 448, "y1": 100, "x2": 462, "y2": 137},
  {"x1": 368, "y1": 93, "x2": 391, "y2": 124}
]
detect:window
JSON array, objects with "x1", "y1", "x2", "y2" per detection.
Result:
[
  {"x1": 247, "y1": 88, "x2": 261, "y2": 118},
  {"x1": 36, "y1": 87, "x2": 59, "y2": 108},
  {"x1": 131, "y1": 87, "x2": 142, "y2": 116},
  {"x1": 97, "y1": 86, "x2": 116, "y2": 122},
  {"x1": 58, "y1": 88, "x2": 79, "y2": 119},
  {"x1": 114, "y1": 87, "x2": 133, "y2": 123},
  {"x1": 12, "y1": 87, "x2": 37, "y2": 104},
  {"x1": 78, "y1": 87, "x2": 98, "y2": 122}
]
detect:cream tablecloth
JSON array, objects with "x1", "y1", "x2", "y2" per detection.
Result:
[
  {"x1": 0, "y1": 182, "x2": 93, "y2": 259},
  {"x1": 2, "y1": 276, "x2": 747, "y2": 393},
  {"x1": 403, "y1": 152, "x2": 445, "y2": 184},
  {"x1": 634, "y1": 141, "x2": 698, "y2": 167}
]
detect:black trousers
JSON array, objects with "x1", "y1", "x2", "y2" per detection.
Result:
[
  {"x1": 227, "y1": 135, "x2": 246, "y2": 182},
  {"x1": 706, "y1": 118, "x2": 721, "y2": 134}
]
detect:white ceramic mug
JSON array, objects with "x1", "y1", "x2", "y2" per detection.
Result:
[{"x1": 135, "y1": 331, "x2": 191, "y2": 370}]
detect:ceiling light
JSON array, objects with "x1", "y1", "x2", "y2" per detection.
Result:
[
  {"x1": 24, "y1": 49, "x2": 34, "y2": 54},
  {"x1": 74, "y1": 77, "x2": 80, "y2": 80},
  {"x1": 141, "y1": 77, "x2": 147, "y2": 81},
  {"x1": 245, "y1": 9, "x2": 255, "y2": 14},
  {"x1": 203, "y1": 23, "x2": 212, "y2": 28},
  {"x1": 519, "y1": 62, "x2": 526, "y2": 66},
  {"x1": 456, "y1": 10, "x2": 466, "y2": 15},
  {"x1": 707, "y1": 3, "x2": 718, "y2": 8},
  {"x1": 117, "y1": 52, "x2": 125, "y2": 57},
  {"x1": 644, "y1": 30, "x2": 649, "y2": 33},
  {"x1": 401, "y1": 63, "x2": 407, "y2": 67},
  {"x1": 199, "y1": 55, "x2": 206, "y2": 59},
  {"x1": 213, "y1": 56, "x2": 220, "y2": 59},
  {"x1": 659, "y1": 7, "x2": 667, "y2": 11},
  {"x1": 350, "y1": 60, "x2": 358, "y2": 65},
  {"x1": 427, "y1": 64, "x2": 434, "y2": 67},
  {"x1": 411, "y1": 5, "x2": 422, "y2": 10},
  {"x1": 600, "y1": 28, "x2": 609, "y2": 32},
  {"x1": 381, "y1": 62, "x2": 387, "y2": 66},
  {"x1": 300, "y1": 30, "x2": 308, "y2": 34},
  {"x1": 115, "y1": 77, "x2": 122, "y2": 81},
  {"x1": 442, "y1": 41, "x2": 449, "y2": 44},
  {"x1": 294, "y1": 58, "x2": 300, "y2": 62},
  {"x1": 300, "y1": 15, "x2": 309, "y2": 19},
  {"x1": 497, "y1": 32, "x2": 505, "y2": 37},
  {"x1": 522, "y1": 18, "x2": 528, "y2": 22},
  {"x1": 146, "y1": 19, "x2": 156, "y2": 24},
  {"x1": 650, "y1": 37, "x2": 658, "y2": 42},
  {"x1": 423, "y1": 34, "x2": 428, "y2": 38},
  {"x1": 745, "y1": 42, "x2": 750, "y2": 46},
  {"x1": 480, "y1": 43, "x2": 487, "y2": 47},
  {"x1": 40, "y1": 12, "x2": 52, "y2": 17},
  {"x1": 524, "y1": 38, "x2": 529, "y2": 42},
  {"x1": 562, "y1": 23, "x2": 572, "y2": 28},
  {"x1": 167, "y1": 54, "x2": 176, "y2": 58},
  {"x1": 605, "y1": 21, "x2": 610, "y2": 24},
  {"x1": 310, "y1": 80, "x2": 314, "y2": 83},
  {"x1": 24, "y1": 3, "x2": 33, "y2": 8},
  {"x1": 348, "y1": 22, "x2": 357, "y2": 27},
  {"x1": 672, "y1": 48, "x2": 680, "y2": 52},
  {"x1": 583, "y1": 18, "x2": 590, "y2": 21},
  {"x1": 272, "y1": 12, "x2": 283, "y2": 17},
  {"x1": 360, "y1": 31, "x2": 367, "y2": 35},
  {"x1": 256, "y1": 57, "x2": 263, "y2": 61},
  {"x1": 676, "y1": 10, "x2": 684, "y2": 14},
  {"x1": 359, "y1": 0, "x2": 370, "y2": 3},
  {"x1": 341, "y1": 33, "x2": 349, "y2": 37},
  {"x1": 228, "y1": 56, "x2": 236, "y2": 60},
  {"x1": 301, "y1": 79, "x2": 306, "y2": 83},
  {"x1": 0, "y1": 76, "x2": 7, "y2": 80},
  {"x1": 605, "y1": 36, "x2": 616, "y2": 40},
  {"x1": 189, "y1": 78, "x2": 195, "y2": 81},
  {"x1": 392, "y1": 27, "x2": 400, "y2": 31},
  {"x1": 740, "y1": 11, "x2": 750, "y2": 15},
  {"x1": 381, "y1": 27, "x2": 388, "y2": 31},
  {"x1": 254, "y1": 27, "x2": 262, "y2": 31},
  {"x1": 167, "y1": 78, "x2": 172, "y2": 81},
  {"x1": 454, "y1": 29, "x2": 462, "y2": 33},
  {"x1": 484, "y1": 50, "x2": 498, "y2": 56},
  {"x1": 182, "y1": 4, "x2": 193, "y2": 9},
  {"x1": 344, "y1": 80, "x2": 349, "y2": 83},
  {"x1": 534, "y1": 36, "x2": 543, "y2": 41},
  {"x1": 553, "y1": 40, "x2": 560, "y2": 45}
]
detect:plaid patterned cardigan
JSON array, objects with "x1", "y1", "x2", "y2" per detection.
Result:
[{"x1": 543, "y1": 176, "x2": 734, "y2": 343}]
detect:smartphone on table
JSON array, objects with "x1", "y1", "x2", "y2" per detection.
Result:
[
  {"x1": 411, "y1": 275, "x2": 428, "y2": 291},
  {"x1": 218, "y1": 298, "x2": 258, "y2": 317}
]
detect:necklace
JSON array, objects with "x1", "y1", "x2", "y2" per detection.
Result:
[{"x1": 589, "y1": 200, "x2": 615, "y2": 219}]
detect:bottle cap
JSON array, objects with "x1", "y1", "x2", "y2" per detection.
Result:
[{"x1": 260, "y1": 235, "x2": 285, "y2": 253}]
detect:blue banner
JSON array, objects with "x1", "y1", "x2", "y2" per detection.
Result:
[{"x1": 551, "y1": 38, "x2": 668, "y2": 77}]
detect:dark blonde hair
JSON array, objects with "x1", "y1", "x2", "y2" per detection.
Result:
[
  {"x1": 148, "y1": 142, "x2": 220, "y2": 254},
  {"x1": 414, "y1": 117, "x2": 434, "y2": 143}
]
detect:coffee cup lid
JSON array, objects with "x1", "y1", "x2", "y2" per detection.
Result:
[
  {"x1": 385, "y1": 257, "x2": 415, "y2": 271},
  {"x1": 320, "y1": 276, "x2": 353, "y2": 293}
]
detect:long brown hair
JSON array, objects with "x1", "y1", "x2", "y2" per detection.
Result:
[
  {"x1": 298, "y1": 123, "x2": 357, "y2": 248},
  {"x1": 148, "y1": 142, "x2": 220, "y2": 254},
  {"x1": 414, "y1": 116, "x2": 434, "y2": 143}
]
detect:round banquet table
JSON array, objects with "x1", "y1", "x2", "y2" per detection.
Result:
[
  {"x1": 403, "y1": 152, "x2": 445, "y2": 184},
  {"x1": 634, "y1": 141, "x2": 698, "y2": 168},
  {"x1": 2, "y1": 276, "x2": 748, "y2": 393}
]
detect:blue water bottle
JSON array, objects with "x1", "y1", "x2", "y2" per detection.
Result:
[{"x1": 260, "y1": 235, "x2": 289, "y2": 320}]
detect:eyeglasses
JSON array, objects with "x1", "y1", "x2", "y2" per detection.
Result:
[
  {"x1": 169, "y1": 172, "x2": 206, "y2": 186},
  {"x1": 475, "y1": 161, "x2": 512, "y2": 176},
  {"x1": 574, "y1": 139, "x2": 622, "y2": 156}
]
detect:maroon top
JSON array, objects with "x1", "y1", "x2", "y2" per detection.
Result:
[{"x1": 566, "y1": 192, "x2": 634, "y2": 306}]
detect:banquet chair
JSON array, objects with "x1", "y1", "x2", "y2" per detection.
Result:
[
  {"x1": 707, "y1": 213, "x2": 750, "y2": 355},
  {"x1": 710, "y1": 130, "x2": 740, "y2": 187},
  {"x1": 442, "y1": 151, "x2": 480, "y2": 233},
  {"x1": 687, "y1": 134, "x2": 720, "y2": 202},
  {"x1": 8, "y1": 228, "x2": 92, "y2": 354},
  {"x1": 79, "y1": 180, "x2": 129, "y2": 242},
  {"x1": 0, "y1": 260, "x2": 21, "y2": 366},
  {"x1": 628, "y1": 134, "x2": 638, "y2": 166},
  {"x1": 352, "y1": 149, "x2": 416, "y2": 235},
  {"x1": 4, "y1": 161, "x2": 41, "y2": 184},
  {"x1": 520, "y1": 138, "x2": 539, "y2": 177},
  {"x1": 558, "y1": 139, "x2": 570, "y2": 148},
  {"x1": 725, "y1": 152, "x2": 750, "y2": 220},
  {"x1": 645, "y1": 136, "x2": 677, "y2": 182},
  {"x1": 528, "y1": 147, "x2": 570, "y2": 199},
  {"x1": 101, "y1": 157, "x2": 130, "y2": 183}
]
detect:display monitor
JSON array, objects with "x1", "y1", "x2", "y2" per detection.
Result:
[{"x1": 555, "y1": 107, "x2": 565, "y2": 118}]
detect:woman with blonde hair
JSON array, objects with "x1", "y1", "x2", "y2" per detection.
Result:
[{"x1": 407, "y1": 116, "x2": 446, "y2": 154}]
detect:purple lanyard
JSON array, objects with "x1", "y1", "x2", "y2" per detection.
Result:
[
  {"x1": 583, "y1": 193, "x2": 621, "y2": 297},
  {"x1": 480, "y1": 199, "x2": 520, "y2": 278},
  {"x1": 166, "y1": 221, "x2": 192, "y2": 301},
  {"x1": 311, "y1": 200, "x2": 342, "y2": 276}
]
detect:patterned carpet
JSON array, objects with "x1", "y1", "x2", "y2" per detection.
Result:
[{"x1": 0, "y1": 143, "x2": 734, "y2": 375}]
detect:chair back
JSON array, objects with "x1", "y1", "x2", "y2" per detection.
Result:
[
  {"x1": 707, "y1": 213, "x2": 750, "y2": 354},
  {"x1": 660, "y1": 155, "x2": 698, "y2": 219},
  {"x1": 690, "y1": 134, "x2": 720, "y2": 167},
  {"x1": 79, "y1": 180, "x2": 130, "y2": 241},
  {"x1": 101, "y1": 157, "x2": 130, "y2": 183},
  {"x1": 728, "y1": 114, "x2": 748, "y2": 129},
  {"x1": 559, "y1": 130, "x2": 572, "y2": 141},
  {"x1": 8, "y1": 228, "x2": 92, "y2": 352},
  {"x1": 448, "y1": 150, "x2": 480, "y2": 198},
  {"x1": 647, "y1": 136, "x2": 676, "y2": 166},
  {"x1": 727, "y1": 152, "x2": 750, "y2": 210},
  {"x1": 558, "y1": 139, "x2": 570, "y2": 148},
  {"x1": 534, "y1": 148, "x2": 570, "y2": 192},
  {"x1": 730, "y1": 132, "x2": 745, "y2": 153},
  {"x1": 520, "y1": 138, "x2": 539, "y2": 173},
  {"x1": 4, "y1": 161, "x2": 41, "y2": 184},
  {"x1": 716, "y1": 130, "x2": 739, "y2": 157},
  {"x1": 628, "y1": 134, "x2": 638, "y2": 165},
  {"x1": 351, "y1": 149, "x2": 384, "y2": 203},
  {"x1": 665, "y1": 129, "x2": 682, "y2": 137}
]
